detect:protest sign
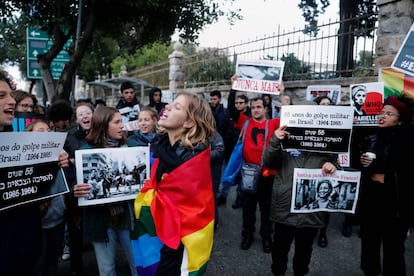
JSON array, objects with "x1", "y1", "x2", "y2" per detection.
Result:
[
  {"x1": 280, "y1": 105, "x2": 353, "y2": 153},
  {"x1": 0, "y1": 132, "x2": 68, "y2": 211},
  {"x1": 75, "y1": 146, "x2": 149, "y2": 206},
  {"x1": 119, "y1": 104, "x2": 140, "y2": 131},
  {"x1": 12, "y1": 111, "x2": 45, "y2": 132},
  {"x1": 291, "y1": 168, "x2": 361, "y2": 214},
  {"x1": 232, "y1": 59, "x2": 284, "y2": 95},
  {"x1": 306, "y1": 85, "x2": 341, "y2": 104},
  {"x1": 392, "y1": 22, "x2": 414, "y2": 77},
  {"x1": 351, "y1": 82, "x2": 384, "y2": 127}
]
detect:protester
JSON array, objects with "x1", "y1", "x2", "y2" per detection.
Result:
[
  {"x1": 116, "y1": 81, "x2": 140, "y2": 110},
  {"x1": 133, "y1": 91, "x2": 216, "y2": 275},
  {"x1": 234, "y1": 95, "x2": 280, "y2": 253},
  {"x1": 0, "y1": 69, "x2": 69, "y2": 275},
  {"x1": 209, "y1": 130, "x2": 225, "y2": 230},
  {"x1": 226, "y1": 75, "x2": 280, "y2": 253},
  {"x1": 262, "y1": 93, "x2": 274, "y2": 119},
  {"x1": 313, "y1": 95, "x2": 334, "y2": 248},
  {"x1": 209, "y1": 90, "x2": 231, "y2": 206},
  {"x1": 221, "y1": 84, "x2": 251, "y2": 209},
  {"x1": 147, "y1": 86, "x2": 167, "y2": 115},
  {"x1": 127, "y1": 106, "x2": 159, "y2": 147},
  {"x1": 12, "y1": 89, "x2": 36, "y2": 113},
  {"x1": 358, "y1": 95, "x2": 414, "y2": 276},
  {"x1": 262, "y1": 122, "x2": 339, "y2": 275},
  {"x1": 73, "y1": 106, "x2": 137, "y2": 276},
  {"x1": 63, "y1": 101, "x2": 95, "y2": 274},
  {"x1": 26, "y1": 120, "x2": 67, "y2": 276},
  {"x1": 47, "y1": 99, "x2": 75, "y2": 132},
  {"x1": 127, "y1": 106, "x2": 159, "y2": 167}
]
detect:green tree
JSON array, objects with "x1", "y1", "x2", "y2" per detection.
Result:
[
  {"x1": 78, "y1": 32, "x2": 119, "y2": 82},
  {"x1": 113, "y1": 41, "x2": 173, "y2": 87},
  {"x1": 0, "y1": 0, "x2": 240, "y2": 102},
  {"x1": 186, "y1": 47, "x2": 234, "y2": 88},
  {"x1": 128, "y1": 42, "x2": 173, "y2": 70},
  {"x1": 298, "y1": 0, "x2": 377, "y2": 76},
  {"x1": 280, "y1": 53, "x2": 312, "y2": 81}
]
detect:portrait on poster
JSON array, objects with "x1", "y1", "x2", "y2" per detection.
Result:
[
  {"x1": 351, "y1": 82, "x2": 384, "y2": 127},
  {"x1": 291, "y1": 168, "x2": 361, "y2": 214},
  {"x1": 75, "y1": 146, "x2": 150, "y2": 206}
]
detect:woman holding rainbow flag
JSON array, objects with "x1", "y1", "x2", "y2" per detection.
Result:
[{"x1": 133, "y1": 91, "x2": 216, "y2": 275}]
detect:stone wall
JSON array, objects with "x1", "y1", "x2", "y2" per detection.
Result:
[{"x1": 375, "y1": 0, "x2": 414, "y2": 69}]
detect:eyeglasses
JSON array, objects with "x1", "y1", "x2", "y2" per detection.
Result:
[
  {"x1": 18, "y1": 103, "x2": 34, "y2": 110},
  {"x1": 77, "y1": 111, "x2": 93, "y2": 117},
  {"x1": 235, "y1": 101, "x2": 245, "y2": 105},
  {"x1": 379, "y1": 110, "x2": 399, "y2": 117}
]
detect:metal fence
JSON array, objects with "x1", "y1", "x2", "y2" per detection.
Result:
[{"x1": 128, "y1": 13, "x2": 377, "y2": 90}]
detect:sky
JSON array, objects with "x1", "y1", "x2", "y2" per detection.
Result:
[
  {"x1": 196, "y1": 0, "x2": 340, "y2": 48},
  {"x1": 7, "y1": 0, "x2": 340, "y2": 87}
]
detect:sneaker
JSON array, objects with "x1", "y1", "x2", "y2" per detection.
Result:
[{"x1": 62, "y1": 245, "x2": 71, "y2": 261}]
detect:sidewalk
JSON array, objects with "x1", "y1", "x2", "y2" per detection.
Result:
[{"x1": 58, "y1": 186, "x2": 414, "y2": 275}]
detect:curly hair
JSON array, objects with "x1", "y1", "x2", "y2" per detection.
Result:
[{"x1": 159, "y1": 91, "x2": 215, "y2": 148}]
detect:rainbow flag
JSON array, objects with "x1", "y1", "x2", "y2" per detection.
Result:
[
  {"x1": 133, "y1": 148, "x2": 215, "y2": 276},
  {"x1": 380, "y1": 67, "x2": 414, "y2": 99}
]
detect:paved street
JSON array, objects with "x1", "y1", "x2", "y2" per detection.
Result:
[{"x1": 58, "y1": 186, "x2": 414, "y2": 275}]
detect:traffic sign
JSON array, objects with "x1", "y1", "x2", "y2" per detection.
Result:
[{"x1": 26, "y1": 27, "x2": 71, "y2": 80}]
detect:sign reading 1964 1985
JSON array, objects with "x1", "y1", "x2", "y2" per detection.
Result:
[{"x1": 26, "y1": 27, "x2": 71, "y2": 80}]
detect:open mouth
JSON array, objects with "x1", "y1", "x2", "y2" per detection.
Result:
[{"x1": 4, "y1": 109, "x2": 14, "y2": 117}]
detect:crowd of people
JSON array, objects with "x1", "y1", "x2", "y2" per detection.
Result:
[{"x1": 1, "y1": 68, "x2": 414, "y2": 276}]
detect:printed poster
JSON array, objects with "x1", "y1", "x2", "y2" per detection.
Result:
[
  {"x1": 232, "y1": 59, "x2": 285, "y2": 95},
  {"x1": 12, "y1": 111, "x2": 45, "y2": 132},
  {"x1": 291, "y1": 168, "x2": 361, "y2": 214},
  {"x1": 306, "y1": 85, "x2": 341, "y2": 104},
  {"x1": 118, "y1": 104, "x2": 140, "y2": 131},
  {"x1": 0, "y1": 132, "x2": 69, "y2": 211},
  {"x1": 75, "y1": 146, "x2": 150, "y2": 206},
  {"x1": 350, "y1": 82, "x2": 384, "y2": 127},
  {"x1": 392, "y1": 22, "x2": 414, "y2": 77},
  {"x1": 280, "y1": 105, "x2": 354, "y2": 153}
]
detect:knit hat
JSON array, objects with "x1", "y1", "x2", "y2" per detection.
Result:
[{"x1": 384, "y1": 96, "x2": 413, "y2": 123}]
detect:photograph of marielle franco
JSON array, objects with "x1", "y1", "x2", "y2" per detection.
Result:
[{"x1": 75, "y1": 146, "x2": 150, "y2": 207}]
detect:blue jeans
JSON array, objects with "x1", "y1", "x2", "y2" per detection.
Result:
[{"x1": 92, "y1": 227, "x2": 137, "y2": 276}]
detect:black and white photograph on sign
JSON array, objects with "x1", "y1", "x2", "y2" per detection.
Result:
[
  {"x1": 119, "y1": 105, "x2": 140, "y2": 131},
  {"x1": 75, "y1": 146, "x2": 149, "y2": 206},
  {"x1": 279, "y1": 105, "x2": 354, "y2": 153},
  {"x1": 306, "y1": 85, "x2": 341, "y2": 105},
  {"x1": 232, "y1": 59, "x2": 285, "y2": 95},
  {"x1": 291, "y1": 168, "x2": 361, "y2": 214},
  {"x1": 0, "y1": 132, "x2": 69, "y2": 211},
  {"x1": 391, "y1": 22, "x2": 414, "y2": 77},
  {"x1": 351, "y1": 82, "x2": 384, "y2": 127}
]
